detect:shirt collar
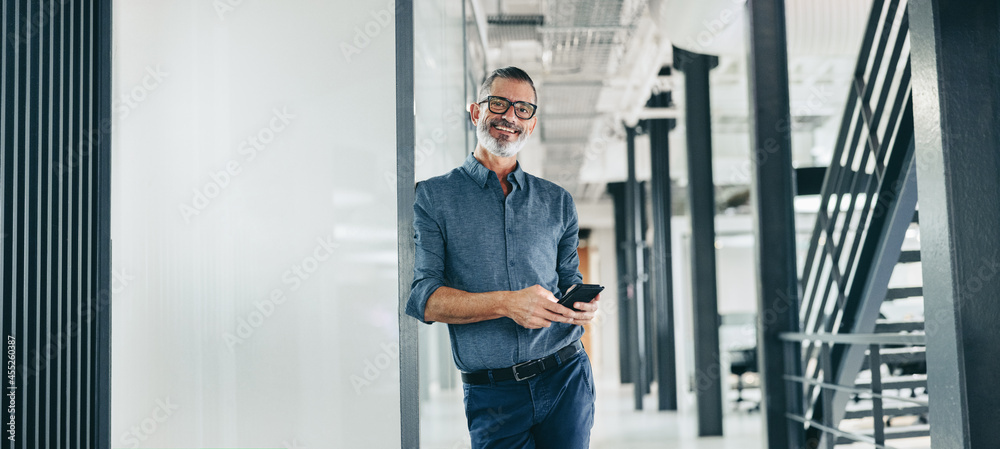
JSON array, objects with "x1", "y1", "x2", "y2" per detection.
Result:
[{"x1": 462, "y1": 152, "x2": 526, "y2": 190}]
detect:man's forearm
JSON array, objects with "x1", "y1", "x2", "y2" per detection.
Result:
[{"x1": 424, "y1": 286, "x2": 510, "y2": 324}]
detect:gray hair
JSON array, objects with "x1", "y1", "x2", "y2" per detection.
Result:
[{"x1": 477, "y1": 66, "x2": 537, "y2": 103}]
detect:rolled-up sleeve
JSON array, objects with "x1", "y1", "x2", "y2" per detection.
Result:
[
  {"x1": 406, "y1": 182, "x2": 446, "y2": 324},
  {"x1": 555, "y1": 194, "x2": 583, "y2": 293}
]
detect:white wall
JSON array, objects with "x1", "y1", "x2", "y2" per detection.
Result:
[
  {"x1": 590, "y1": 226, "x2": 622, "y2": 385},
  {"x1": 111, "y1": 1, "x2": 399, "y2": 447}
]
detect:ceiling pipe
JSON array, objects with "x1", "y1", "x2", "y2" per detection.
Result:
[{"x1": 618, "y1": 18, "x2": 672, "y2": 127}]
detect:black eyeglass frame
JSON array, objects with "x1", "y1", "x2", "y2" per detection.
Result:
[{"x1": 477, "y1": 95, "x2": 538, "y2": 120}]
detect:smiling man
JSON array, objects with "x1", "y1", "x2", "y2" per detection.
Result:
[{"x1": 406, "y1": 67, "x2": 599, "y2": 448}]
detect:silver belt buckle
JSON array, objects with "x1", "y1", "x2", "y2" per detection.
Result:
[{"x1": 512, "y1": 359, "x2": 540, "y2": 381}]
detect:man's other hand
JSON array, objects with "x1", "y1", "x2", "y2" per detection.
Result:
[
  {"x1": 504, "y1": 285, "x2": 598, "y2": 329},
  {"x1": 565, "y1": 294, "x2": 599, "y2": 326}
]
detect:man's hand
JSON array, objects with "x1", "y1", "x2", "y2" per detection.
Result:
[
  {"x1": 565, "y1": 294, "x2": 600, "y2": 326},
  {"x1": 503, "y1": 285, "x2": 599, "y2": 329}
]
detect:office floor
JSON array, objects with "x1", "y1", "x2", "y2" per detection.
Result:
[
  {"x1": 420, "y1": 378, "x2": 932, "y2": 448},
  {"x1": 421, "y1": 380, "x2": 765, "y2": 449}
]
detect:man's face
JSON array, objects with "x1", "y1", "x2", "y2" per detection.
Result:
[{"x1": 472, "y1": 78, "x2": 537, "y2": 158}]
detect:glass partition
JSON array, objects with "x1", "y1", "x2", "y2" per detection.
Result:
[
  {"x1": 413, "y1": 0, "x2": 476, "y2": 446},
  {"x1": 111, "y1": 1, "x2": 399, "y2": 446}
]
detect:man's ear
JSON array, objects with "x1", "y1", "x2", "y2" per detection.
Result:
[{"x1": 469, "y1": 103, "x2": 481, "y2": 125}]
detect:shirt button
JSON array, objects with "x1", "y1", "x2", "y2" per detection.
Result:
[{"x1": 509, "y1": 261, "x2": 515, "y2": 267}]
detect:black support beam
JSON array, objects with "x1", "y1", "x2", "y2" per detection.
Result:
[
  {"x1": 910, "y1": 1, "x2": 1000, "y2": 448},
  {"x1": 607, "y1": 182, "x2": 634, "y2": 385},
  {"x1": 624, "y1": 126, "x2": 649, "y2": 410},
  {"x1": 674, "y1": 47, "x2": 723, "y2": 437},
  {"x1": 640, "y1": 181, "x2": 653, "y2": 396},
  {"x1": 646, "y1": 91, "x2": 678, "y2": 411},
  {"x1": 744, "y1": 1, "x2": 804, "y2": 447}
]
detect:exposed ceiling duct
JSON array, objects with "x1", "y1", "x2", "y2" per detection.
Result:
[{"x1": 486, "y1": 0, "x2": 662, "y2": 198}]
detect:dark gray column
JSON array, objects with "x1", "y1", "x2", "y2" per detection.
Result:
[
  {"x1": 910, "y1": 2, "x2": 1000, "y2": 448},
  {"x1": 395, "y1": 0, "x2": 419, "y2": 446},
  {"x1": 647, "y1": 90, "x2": 679, "y2": 411},
  {"x1": 744, "y1": 1, "x2": 804, "y2": 447},
  {"x1": 607, "y1": 182, "x2": 634, "y2": 384},
  {"x1": 2, "y1": 1, "x2": 113, "y2": 446},
  {"x1": 625, "y1": 126, "x2": 648, "y2": 410},
  {"x1": 96, "y1": 1, "x2": 114, "y2": 445},
  {"x1": 640, "y1": 184, "x2": 654, "y2": 396},
  {"x1": 674, "y1": 48, "x2": 723, "y2": 436}
]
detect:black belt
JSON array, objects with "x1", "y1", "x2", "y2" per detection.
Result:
[{"x1": 461, "y1": 340, "x2": 583, "y2": 385}]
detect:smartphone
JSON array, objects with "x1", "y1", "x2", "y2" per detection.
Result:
[{"x1": 557, "y1": 284, "x2": 604, "y2": 311}]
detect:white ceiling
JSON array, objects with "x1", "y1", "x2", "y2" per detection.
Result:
[{"x1": 475, "y1": 0, "x2": 874, "y2": 204}]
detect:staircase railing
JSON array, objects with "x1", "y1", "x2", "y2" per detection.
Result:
[{"x1": 781, "y1": 0, "x2": 920, "y2": 446}]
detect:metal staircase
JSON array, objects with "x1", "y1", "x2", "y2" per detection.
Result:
[
  {"x1": 779, "y1": 0, "x2": 930, "y2": 447},
  {"x1": 835, "y1": 212, "x2": 927, "y2": 447}
]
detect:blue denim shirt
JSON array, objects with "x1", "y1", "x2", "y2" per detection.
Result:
[{"x1": 406, "y1": 153, "x2": 584, "y2": 372}]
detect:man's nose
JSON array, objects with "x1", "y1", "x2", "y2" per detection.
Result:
[{"x1": 501, "y1": 105, "x2": 518, "y2": 122}]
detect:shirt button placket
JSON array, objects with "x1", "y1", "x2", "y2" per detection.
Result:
[{"x1": 505, "y1": 201, "x2": 516, "y2": 286}]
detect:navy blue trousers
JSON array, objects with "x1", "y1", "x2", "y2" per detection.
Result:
[{"x1": 463, "y1": 349, "x2": 596, "y2": 449}]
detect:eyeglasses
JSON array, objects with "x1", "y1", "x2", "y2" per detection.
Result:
[{"x1": 478, "y1": 96, "x2": 538, "y2": 120}]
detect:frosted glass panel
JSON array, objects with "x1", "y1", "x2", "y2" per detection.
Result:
[
  {"x1": 414, "y1": 0, "x2": 469, "y2": 182},
  {"x1": 411, "y1": 1, "x2": 469, "y2": 446},
  {"x1": 110, "y1": 1, "x2": 399, "y2": 447}
]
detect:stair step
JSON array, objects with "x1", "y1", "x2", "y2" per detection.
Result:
[
  {"x1": 875, "y1": 320, "x2": 924, "y2": 333},
  {"x1": 836, "y1": 424, "x2": 930, "y2": 444},
  {"x1": 843, "y1": 403, "x2": 928, "y2": 420},
  {"x1": 861, "y1": 347, "x2": 926, "y2": 370},
  {"x1": 897, "y1": 250, "x2": 921, "y2": 264},
  {"x1": 885, "y1": 286, "x2": 923, "y2": 301},
  {"x1": 855, "y1": 374, "x2": 927, "y2": 391}
]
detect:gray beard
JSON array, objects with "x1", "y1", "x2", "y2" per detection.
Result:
[{"x1": 476, "y1": 116, "x2": 528, "y2": 158}]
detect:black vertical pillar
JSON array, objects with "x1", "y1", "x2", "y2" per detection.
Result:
[
  {"x1": 2, "y1": 1, "x2": 113, "y2": 447},
  {"x1": 648, "y1": 90, "x2": 679, "y2": 411},
  {"x1": 395, "y1": 0, "x2": 419, "y2": 446},
  {"x1": 625, "y1": 126, "x2": 648, "y2": 410},
  {"x1": 747, "y1": 0, "x2": 804, "y2": 448},
  {"x1": 95, "y1": 1, "x2": 114, "y2": 446},
  {"x1": 910, "y1": 2, "x2": 1000, "y2": 448},
  {"x1": 674, "y1": 47, "x2": 723, "y2": 436},
  {"x1": 607, "y1": 182, "x2": 634, "y2": 384},
  {"x1": 745, "y1": 1, "x2": 803, "y2": 447},
  {"x1": 640, "y1": 184, "x2": 654, "y2": 396}
]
